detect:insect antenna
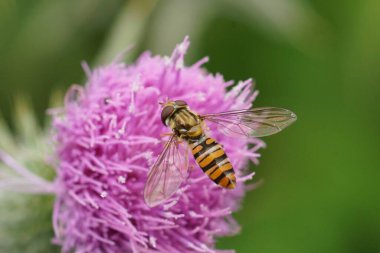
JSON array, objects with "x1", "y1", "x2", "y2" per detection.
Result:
[{"x1": 159, "y1": 97, "x2": 171, "y2": 106}]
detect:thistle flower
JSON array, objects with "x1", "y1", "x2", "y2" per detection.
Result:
[{"x1": 52, "y1": 37, "x2": 264, "y2": 253}]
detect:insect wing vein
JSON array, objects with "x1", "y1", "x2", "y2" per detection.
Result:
[
  {"x1": 144, "y1": 135, "x2": 189, "y2": 207},
  {"x1": 201, "y1": 107, "x2": 297, "y2": 137}
]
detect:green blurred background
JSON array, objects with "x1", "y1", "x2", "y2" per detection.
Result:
[{"x1": 0, "y1": 0, "x2": 379, "y2": 252}]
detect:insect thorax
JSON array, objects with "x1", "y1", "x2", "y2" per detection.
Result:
[{"x1": 168, "y1": 108, "x2": 204, "y2": 140}]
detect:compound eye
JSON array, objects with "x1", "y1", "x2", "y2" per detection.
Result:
[
  {"x1": 161, "y1": 106, "x2": 175, "y2": 125},
  {"x1": 175, "y1": 100, "x2": 187, "y2": 106}
]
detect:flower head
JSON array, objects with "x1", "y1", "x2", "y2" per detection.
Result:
[{"x1": 52, "y1": 37, "x2": 264, "y2": 253}]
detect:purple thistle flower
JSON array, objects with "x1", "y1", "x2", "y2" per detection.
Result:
[{"x1": 52, "y1": 37, "x2": 265, "y2": 253}]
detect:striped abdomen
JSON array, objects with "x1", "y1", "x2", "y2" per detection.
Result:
[{"x1": 190, "y1": 137, "x2": 236, "y2": 188}]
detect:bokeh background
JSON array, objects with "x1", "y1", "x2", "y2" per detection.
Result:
[{"x1": 0, "y1": 0, "x2": 379, "y2": 252}]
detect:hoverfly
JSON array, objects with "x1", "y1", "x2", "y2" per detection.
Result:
[{"x1": 144, "y1": 100, "x2": 296, "y2": 207}]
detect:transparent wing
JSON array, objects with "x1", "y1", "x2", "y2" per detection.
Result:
[
  {"x1": 144, "y1": 135, "x2": 189, "y2": 207},
  {"x1": 201, "y1": 107, "x2": 297, "y2": 137}
]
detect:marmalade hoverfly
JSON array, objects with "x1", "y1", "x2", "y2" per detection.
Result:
[{"x1": 144, "y1": 100, "x2": 296, "y2": 207}]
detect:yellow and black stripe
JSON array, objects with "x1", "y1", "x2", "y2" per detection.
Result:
[{"x1": 191, "y1": 137, "x2": 236, "y2": 188}]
